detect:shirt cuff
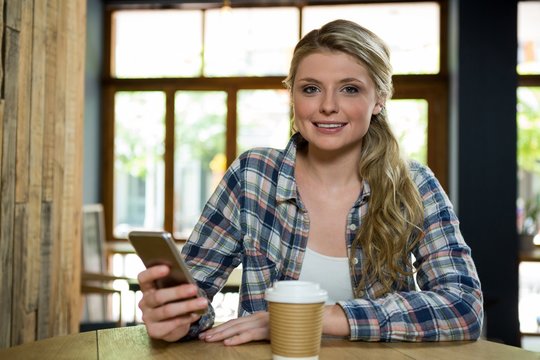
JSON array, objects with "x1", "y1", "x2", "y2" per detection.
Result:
[{"x1": 337, "y1": 299, "x2": 382, "y2": 341}]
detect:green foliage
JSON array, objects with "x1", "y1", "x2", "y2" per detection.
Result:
[
  {"x1": 114, "y1": 91, "x2": 166, "y2": 179},
  {"x1": 175, "y1": 91, "x2": 226, "y2": 166},
  {"x1": 517, "y1": 87, "x2": 540, "y2": 174}
]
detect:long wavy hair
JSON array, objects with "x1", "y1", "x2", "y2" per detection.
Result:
[{"x1": 284, "y1": 19, "x2": 425, "y2": 298}]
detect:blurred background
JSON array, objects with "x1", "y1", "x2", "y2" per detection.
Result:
[{"x1": 81, "y1": 0, "x2": 539, "y2": 352}]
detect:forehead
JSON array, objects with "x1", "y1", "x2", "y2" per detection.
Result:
[{"x1": 296, "y1": 50, "x2": 371, "y2": 79}]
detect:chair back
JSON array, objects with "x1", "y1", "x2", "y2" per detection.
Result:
[{"x1": 81, "y1": 204, "x2": 107, "y2": 275}]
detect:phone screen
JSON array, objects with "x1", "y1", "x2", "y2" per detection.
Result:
[{"x1": 128, "y1": 231, "x2": 196, "y2": 289}]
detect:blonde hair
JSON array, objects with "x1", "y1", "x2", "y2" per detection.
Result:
[{"x1": 284, "y1": 19, "x2": 424, "y2": 298}]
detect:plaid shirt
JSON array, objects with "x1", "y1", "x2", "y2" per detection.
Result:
[{"x1": 182, "y1": 134, "x2": 483, "y2": 341}]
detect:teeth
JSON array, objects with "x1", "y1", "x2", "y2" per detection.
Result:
[{"x1": 316, "y1": 123, "x2": 344, "y2": 128}]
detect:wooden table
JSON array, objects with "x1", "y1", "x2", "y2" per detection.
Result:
[{"x1": 1, "y1": 325, "x2": 538, "y2": 359}]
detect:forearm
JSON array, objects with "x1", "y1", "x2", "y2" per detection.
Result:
[
  {"x1": 338, "y1": 285, "x2": 483, "y2": 342},
  {"x1": 322, "y1": 304, "x2": 350, "y2": 337}
]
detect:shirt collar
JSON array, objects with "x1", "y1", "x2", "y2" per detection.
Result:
[
  {"x1": 357, "y1": 180, "x2": 371, "y2": 206},
  {"x1": 275, "y1": 133, "x2": 372, "y2": 206},
  {"x1": 276, "y1": 133, "x2": 302, "y2": 203}
]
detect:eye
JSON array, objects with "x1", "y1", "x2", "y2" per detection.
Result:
[
  {"x1": 302, "y1": 85, "x2": 320, "y2": 94},
  {"x1": 341, "y1": 85, "x2": 359, "y2": 94}
]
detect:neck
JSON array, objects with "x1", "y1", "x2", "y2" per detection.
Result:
[{"x1": 297, "y1": 143, "x2": 362, "y2": 188}]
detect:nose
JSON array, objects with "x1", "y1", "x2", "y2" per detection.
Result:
[{"x1": 319, "y1": 92, "x2": 338, "y2": 114}]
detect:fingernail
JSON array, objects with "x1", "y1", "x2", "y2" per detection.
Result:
[{"x1": 197, "y1": 298, "x2": 207, "y2": 306}]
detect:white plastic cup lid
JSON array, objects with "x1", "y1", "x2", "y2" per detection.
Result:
[{"x1": 265, "y1": 281, "x2": 328, "y2": 304}]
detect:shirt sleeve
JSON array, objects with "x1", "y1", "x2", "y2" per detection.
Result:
[
  {"x1": 337, "y1": 164, "x2": 484, "y2": 341},
  {"x1": 181, "y1": 157, "x2": 245, "y2": 337}
]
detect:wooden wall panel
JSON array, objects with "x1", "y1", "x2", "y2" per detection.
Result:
[
  {"x1": 1, "y1": 19, "x2": 19, "y2": 351},
  {"x1": 0, "y1": 0, "x2": 86, "y2": 348},
  {"x1": 0, "y1": 0, "x2": 4, "y2": 95}
]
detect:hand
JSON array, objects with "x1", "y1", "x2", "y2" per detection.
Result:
[
  {"x1": 198, "y1": 312, "x2": 270, "y2": 346},
  {"x1": 138, "y1": 265, "x2": 209, "y2": 342}
]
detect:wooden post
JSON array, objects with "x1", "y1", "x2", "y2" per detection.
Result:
[{"x1": 0, "y1": 0, "x2": 86, "y2": 348}]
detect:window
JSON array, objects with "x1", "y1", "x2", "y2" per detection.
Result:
[
  {"x1": 302, "y1": 2, "x2": 440, "y2": 74},
  {"x1": 517, "y1": 2, "x2": 540, "y2": 237},
  {"x1": 102, "y1": 2, "x2": 447, "y2": 241},
  {"x1": 517, "y1": 1, "x2": 540, "y2": 347},
  {"x1": 517, "y1": 2, "x2": 540, "y2": 75},
  {"x1": 173, "y1": 91, "x2": 227, "y2": 238},
  {"x1": 113, "y1": 10, "x2": 203, "y2": 78}
]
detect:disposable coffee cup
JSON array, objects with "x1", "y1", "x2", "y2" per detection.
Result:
[{"x1": 265, "y1": 281, "x2": 328, "y2": 360}]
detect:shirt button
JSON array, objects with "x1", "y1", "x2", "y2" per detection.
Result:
[
  {"x1": 353, "y1": 257, "x2": 359, "y2": 265},
  {"x1": 348, "y1": 224, "x2": 357, "y2": 231}
]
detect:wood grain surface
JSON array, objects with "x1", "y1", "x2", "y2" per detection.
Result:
[
  {"x1": 1, "y1": 325, "x2": 538, "y2": 360},
  {"x1": 0, "y1": 0, "x2": 86, "y2": 348}
]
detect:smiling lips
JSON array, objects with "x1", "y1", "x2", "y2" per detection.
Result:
[{"x1": 314, "y1": 122, "x2": 347, "y2": 129}]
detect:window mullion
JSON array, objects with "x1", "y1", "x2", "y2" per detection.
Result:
[
  {"x1": 164, "y1": 88, "x2": 175, "y2": 234},
  {"x1": 226, "y1": 89, "x2": 237, "y2": 167}
]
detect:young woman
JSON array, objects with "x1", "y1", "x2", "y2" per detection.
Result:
[{"x1": 137, "y1": 19, "x2": 483, "y2": 344}]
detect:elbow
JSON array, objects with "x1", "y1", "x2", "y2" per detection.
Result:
[
  {"x1": 443, "y1": 288, "x2": 484, "y2": 341},
  {"x1": 463, "y1": 288, "x2": 484, "y2": 340},
  {"x1": 461, "y1": 305, "x2": 484, "y2": 340}
]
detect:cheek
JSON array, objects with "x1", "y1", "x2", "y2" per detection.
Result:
[
  {"x1": 345, "y1": 103, "x2": 372, "y2": 120},
  {"x1": 292, "y1": 100, "x2": 312, "y2": 121}
]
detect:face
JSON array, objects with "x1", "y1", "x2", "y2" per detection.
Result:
[{"x1": 292, "y1": 51, "x2": 382, "y2": 155}]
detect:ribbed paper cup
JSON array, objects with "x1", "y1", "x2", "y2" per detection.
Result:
[{"x1": 265, "y1": 281, "x2": 328, "y2": 360}]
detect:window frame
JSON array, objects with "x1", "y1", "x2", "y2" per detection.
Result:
[{"x1": 101, "y1": 1, "x2": 449, "y2": 241}]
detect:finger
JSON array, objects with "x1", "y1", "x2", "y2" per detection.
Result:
[
  {"x1": 199, "y1": 318, "x2": 239, "y2": 339},
  {"x1": 142, "y1": 283, "x2": 199, "y2": 309},
  {"x1": 201, "y1": 313, "x2": 268, "y2": 343},
  {"x1": 137, "y1": 265, "x2": 170, "y2": 292},
  {"x1": 142, "y1": 296, "x2": 208, "y2": 323},
  {"x1": 162, "y1": 313, "x2": 201, "y2": 342},
  {"x1": 200, "y1": 314, "x2": 256, "y2": 337},
  {"x1": 153, "y1": 297, "x2": 208, "y2": 322},
  {"x1": 223, "y1": 327, "x2": 269, "y2": 346},
  {"x1": 145, "y1": 312, "x2": 200, "y2": 341}
]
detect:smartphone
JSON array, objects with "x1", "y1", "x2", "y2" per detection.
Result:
[{"x1": 128, "y1": 230, "x2": 198, "y2": 290}]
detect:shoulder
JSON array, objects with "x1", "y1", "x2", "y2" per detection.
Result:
[
  {"x1": 236, "y1": 147, "x2": 284, "y2": 165},
  {"x1": 406, "y1": 160, "x2": 454, "y2": 210},
  {"x1": 406, "y1": 160, "x2": 443, "y2": 194},
  {"x1": 407, "y1": 159, "x2": 433, "y2": 180},
  {"x1": 229, "y1": 147, "x2": 287, "y2": 180}
]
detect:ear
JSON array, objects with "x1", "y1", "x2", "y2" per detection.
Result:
[{"x1": 372, "y1": 102, "x2": 384, "y2": 115}]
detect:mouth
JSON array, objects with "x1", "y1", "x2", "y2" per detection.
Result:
[{"x1": 314, "y1": 122, "x2": 347, "y2": 129}]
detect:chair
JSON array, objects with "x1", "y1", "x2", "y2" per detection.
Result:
[{"x1": 80, "y1": 204, "x2": 134, "y2": 328}]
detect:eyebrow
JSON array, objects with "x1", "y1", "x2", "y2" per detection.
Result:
[{"x1": 297, "y1": 77, "x2": 367, "y2": 85}]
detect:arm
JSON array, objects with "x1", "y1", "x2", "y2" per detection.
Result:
[
  {"x1": 137, "y1": 158, "x2": 245, "y2": 341},
  {"x1": 337, "y1": 165, "x2": 483, "y2": 341},
  {"x1": 180, "y1": 158, "x2": 246, "y2": 337}
]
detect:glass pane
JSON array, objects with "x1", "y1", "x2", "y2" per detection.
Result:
[
  {"x1": 113, "y1": 10, "x2": 203, "y2": 78},
  {"x1": 114, "y1": 92, "x2": 166, "y2": 238},
  {"x1": 517, "y1": 87, "x2": 540, "y2": 236},
  {"x1": 519, "y1": 262, "x2": 540, "y2": 334},
  {"x1": 386, "y1": 99, "x2": 428, "y2": 164},
  {"x1": 174, "y1": 91, "x2": 227, "y2": 238},
  {"x1": 302, "y1": 3, "x2": 439, "y2": 74},
  {"x1": 204, "y1": 7, "x2": 299, "y2": 76},
  {"x1": 518, "y1": 2, "x2": 540, "y2": 74},
  {"x1": 237, "y1": 90, "x2": 291, "y2": 154}
]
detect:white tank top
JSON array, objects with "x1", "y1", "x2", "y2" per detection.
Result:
[{"x1": 298, "y1": 247, "x2": 354, "y2": 305}]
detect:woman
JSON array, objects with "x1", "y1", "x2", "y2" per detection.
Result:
[{"x1": 137, "y1": 19, "x2": 483, "y2": 344}]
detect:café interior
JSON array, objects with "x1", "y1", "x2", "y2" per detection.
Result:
[{"x1": 1, "y1": 0, "x2": 539, "y2": 356}]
